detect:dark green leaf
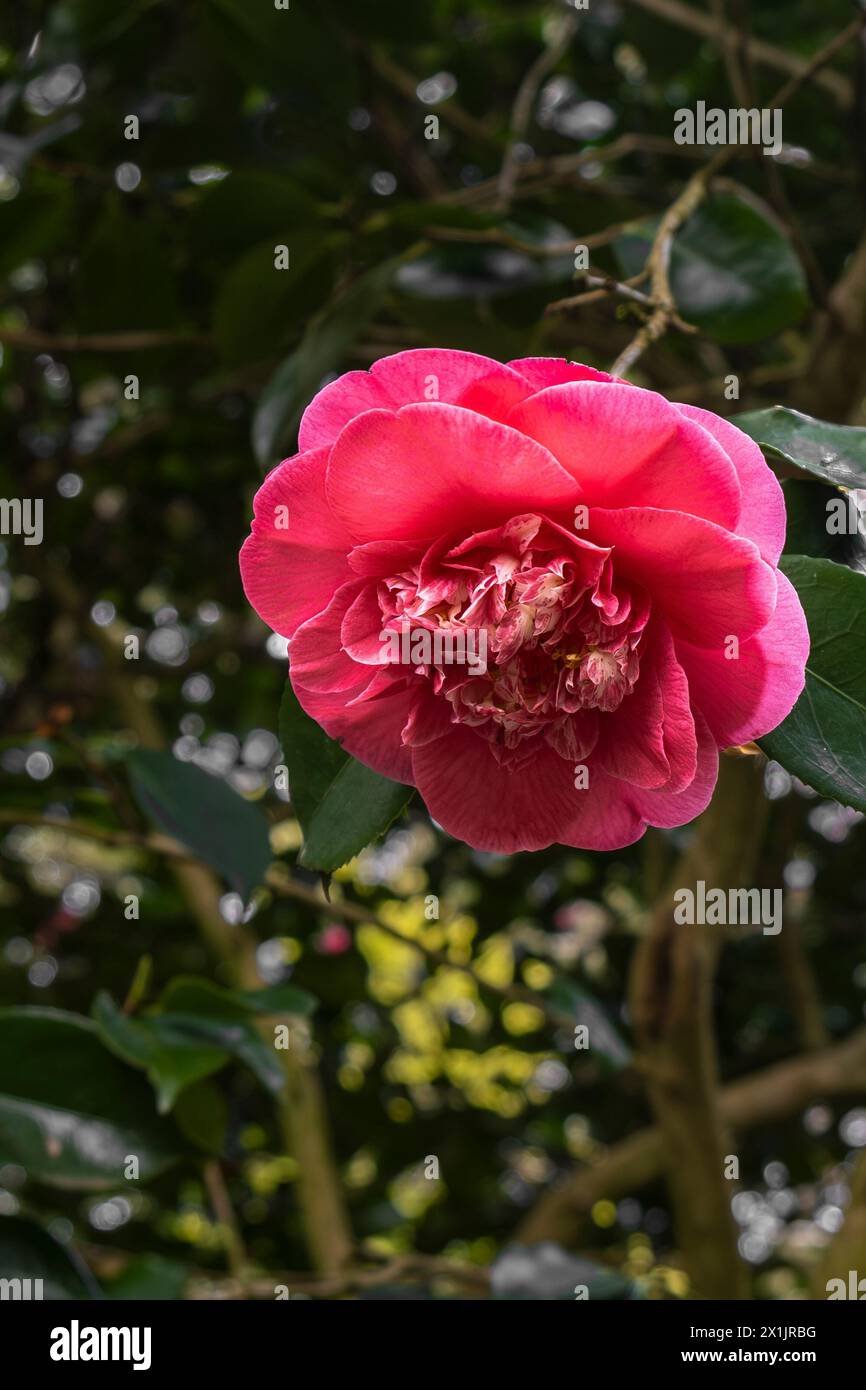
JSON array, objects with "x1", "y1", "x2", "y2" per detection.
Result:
[
  {"x1": 732, "y1": 406, "x2": 866, "y2": 488},
  {"x1": 759, "y1": 556, "x2": 866, "y2": 811},
  {"x1": 91, "y1": 992, "x2": 230, "y2": 1114},
  {"x1": 105, "y1": 1253, "x2": 189, "y2": 1301},
  {"x1": 236, "y1": 984, "x2": 317, "y2": 1016},
  {"x1": 213, "y1": 235, "x2": 337, "y2": 364},
  {"x1": 173, "y1": 1081, "x2": 228, "y2": 1156},
  {"x1": 126, "y1": 749, "x2": 271, "y2": 900},
  {"x1": 0, "y1": 175, "x2": 72, "y2": 281},
  {"x1": 252, "y1": 259, "x2": 397, "y2": 466},
  {"x1": 782, "y1": 479, "x2": 866, "y2": 564},
  {"x1": 614, "y1": 192, "x2": 808, "y2": 344},
  {"x1": 0, "y1": 1216, "x2": 101, "y2": 1300},
  {"x1": 76, "y1": 199, "x2": 178, "y2": 332},
  {"x1": 190, "y1": 172, "x2": 322, "y2": 260},
  {"x1": 545, "y1": 976, "x2": 632, "y2": 1070},
  {"x1": 299, "y1": 758, "x2": 414, "y2": 872},
  {"x1": 0, "y1": 1009, "x2": 180, "y2": 1189},
  {"x1": 155, "y1": 978, "x2": 286, "y2": 1095},
  {"x1": 279, "y1": 677, "x2": 413, "y2": 871},
  {"x1": 278, "y1": 678, "x2": 351, "y2": 831}
]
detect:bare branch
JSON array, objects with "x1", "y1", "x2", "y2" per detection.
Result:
[{"x1": 496, "y1": 7, "x2": 580, "y2": 211}]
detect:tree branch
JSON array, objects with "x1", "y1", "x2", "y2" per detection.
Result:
[
  {"x1": 516, "y1": 1024, "x2": 866, "y2": 1246},
  {"x1": 621, "y1": 0, "x2": 854, "y2": 106}
]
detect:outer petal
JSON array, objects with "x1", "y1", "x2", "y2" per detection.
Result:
[
  {"x1": 675, "y1": 570, "x2": 809, "y2": 747},
  {"x1": 588, "y1": 507, "x2": 777, "y2": 646},
  {"x1": 291, "y1": 674, "x2": 416, "y2": 783},
  {"x1": 239, "y1": 447, "x2": 354, "y2": 638},
  {"x1": 675, "y1": 403, "x2": 787, "y2": 566},
  {"x1": 326, "y1": 403, "x2": 578, "y2": 544},
  {"x1": 509, "y1": 381, "x2": 740, "y2": 529},
  {"x1": 411, "y1": 726, "x2": 645, "y2": 852},
  {"x1": 507, "y1": 357, "x2": 618, "y2": 389},
  {"x1": 298, "y1": 349, "x2": 530, "y2": 450},
  {"x1": 622, "y1": 710, "x2": 718, "y2": 828}
]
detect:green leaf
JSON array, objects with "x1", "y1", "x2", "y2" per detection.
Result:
[
  {"x1": 159, "y1": 976, "x2": 314, "y2": 1019},
  {"x1": 614, "y1": 192, "x2": 808, "y2": 344},
  {"x1": 201, "y1": 0, "x2": 355, "y2": 101},
  {"x1": 213, "y1": 235, "x2": 336, "y2": 364},
  {"x1": 126, "y1": 749, "x2": 271, "y2": 900},
  {"x1": 236, "y1": 983, "x2": 317, "y2": 1015},
  {"x1": 76, "y1": 198, "x2": 179, "y2": 332},
  {"x1": 0, "y1": 1216, "x2": 101, "y2": 1300},
  {"x1": 0, "y1": 1009, "x2": 180, "y2": 1189},
  {"x1": 299, "y1": 758, "x2": 414, "y2": 871},
  {"x1": 279, "y1": 678, "x2": 413, "y2": 872},
  {"x1": 759, "y1": 556, "x2": 866, "y2": 811},
  {"x1": 154, "y1": 978, "x2": 286, "y2": 1095},
  {"x1": 545, "y1": 976, "x2": 632, "y2": 1070},
  {"x1": 252, "y1": 259, "x2": 397, "y2": 466},
  {"x1": 105, "y1": 1253, "x2": 189, "y2": 1301},
  {"x1": 731, "y1": 407, "x2": 866, "y2": 489},
  {"x1": 0, "y1": 174, "x2": 72, "y2": 281},
  {"x1": 278, "y1": 678, "x2": 352, "y2": 830},
  {"x1": 173, "y1": 1081, "x2": 228, "y2": 1156},
  {"x1": 394, "y1": 215, "x2": 573, "y2": 301},
  {"x1": 91, "y1": 992, "x2": 230, "y2": 1114},
  {"x1": 190, "y1": 172, "x2": 322, "y2": 260},
  {"x1": 782, "y1": 480, "x2": 865, "y2": 565}
]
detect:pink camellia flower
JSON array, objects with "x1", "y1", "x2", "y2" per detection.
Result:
[{"x1": 240, "y1": 351, "x2": 808, "y2": 853}]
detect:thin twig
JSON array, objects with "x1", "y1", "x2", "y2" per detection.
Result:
[
  {"x1": 496, "y1": 7, "x2": 580, "y2": 210},
  {"x1": 203, "y1": 1161, "x2": 248, "y2": 1282},
  {"x1": 621, "y1": 0, "x2": 853, "y2": 106},
  {"x1": 0, "y1": 809, "x2": 575, "y2": 1031},
  {"x1": 0, "y1": 327, "x2": 209, "y2": 352},
  {"x1": 609, "y1": 15, "x2": 865, "y2": 378}
]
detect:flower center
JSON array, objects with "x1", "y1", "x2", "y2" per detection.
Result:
[{"x1": 375, "y1": 513, "x2": 650, "y2": 765}]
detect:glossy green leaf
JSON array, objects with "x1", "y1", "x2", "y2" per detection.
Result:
[
  {"x1": 299, "y1": 758, "x2": 414, "y2": 872},
  {"x1": 614, "y1": 192, "x2": 808, "y2": 344},
  {"x1": 236, "y1": 983, "x2": 317, "y2": 1015},
  {"x1": 213, "y1": 235, "x2": 336, "y2": 363},
  {"x1": 0, "y1": 1009, "x2": 180, "y2": 1189},
  {"x1": 278, "y1": 678, "x2": 352, "y2": 830},
  {"x1": 782, "y1": 480, "x2": 865, "y2": 565},
  {"x1": 279, "y1": 679, "x2": 412, "y2": 872},
  {"x1": 126, "y1": 749, "x2": 271, "y2": 900},
  {"x1": 759, "y1": 556, "x2": 866, "y2": 811},
  {"x1": 732, "y1": 407, "x2": 866, "y2": 489}
]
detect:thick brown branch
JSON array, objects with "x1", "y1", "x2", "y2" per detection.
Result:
[{"x1": 516, "y1": 1025, "x2": 866, "y2": 1247}]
